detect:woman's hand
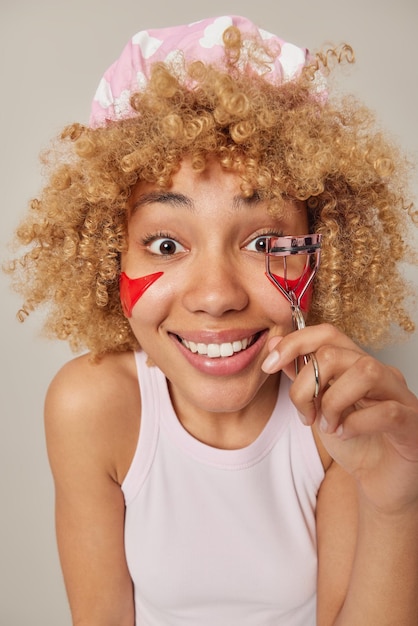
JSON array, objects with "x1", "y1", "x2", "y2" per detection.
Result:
[{"x1": 262, "y1": 324, "x2": 418, "y2": 515}]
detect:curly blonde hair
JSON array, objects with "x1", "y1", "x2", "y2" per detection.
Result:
[{"x1": 7, "y1": 25, "x2": 417, "y2": 357}]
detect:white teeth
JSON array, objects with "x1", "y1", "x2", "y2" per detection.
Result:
[
  {"x1": 181, "y1": 336, "x2": 254, "y2": 358},
  {"x1": 220, "y1": 343, "x2": 234, "y2": 357},
  {"x1": 208, "y1": 344, "x2": 221, "y2": 357}
]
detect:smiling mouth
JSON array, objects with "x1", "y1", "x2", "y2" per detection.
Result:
[{"x1": 176, "y1": 333, "x2": 261, "y2": 358}]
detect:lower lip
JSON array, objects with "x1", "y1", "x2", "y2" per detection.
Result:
[{"x1": 170, "y1": 332, "x2": 268, "y2": 376}]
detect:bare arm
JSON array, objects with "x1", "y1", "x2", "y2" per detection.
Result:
[
  {"x1": 45, "y1": 353, "x2": 139, "y2": 626},
  {"x1": 317, "y1": 457, "x2": 418, "y2": 626},
  {"x1": 334, "y1": 497, "x2": 418, "y2": 625},
  {"x1": 316, "y1": 459, "x2": 358, "y2": 625}
]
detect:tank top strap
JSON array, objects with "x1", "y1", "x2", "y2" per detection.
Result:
[{"x1": 121, "y1": 350, "x2": 162, "y2": 504}]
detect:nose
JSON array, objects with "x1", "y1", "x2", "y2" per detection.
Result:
[{"x1": 182, "y1": 251, "x2": 249, "y2": 317}]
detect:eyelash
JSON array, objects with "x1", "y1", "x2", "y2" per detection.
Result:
[
  {"x1": 141, "y1": 231, "x2": 174, "y2": 245},
  {"x1": 140, "y1": 232, "x2": 186, "y2": 256},
  {"x1": 245, "y1": 229, "x2": 284, "y2": 252}
]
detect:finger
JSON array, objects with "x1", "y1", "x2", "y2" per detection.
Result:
[
  {"x1": 290, "y1": 347, "x2": 410, "y2": 433},
  {"x1": 261, "y1": 323, "x2": 363, "y2": 374},
  {"x1": 290, "y1": 355, "x2": 325, "y2": 425},
  {"x1": 267, "y1": 335, "x2": 284, "y2": 352},
  {"x1": 261, "y1": 338, "x2": 284, "y2": 374},
  {"x1": 319, "y1": 354, "x2": 416, "y2": 434},
  {"x1": 337, "y1": 401, "x2": 418, "y2": 457},
  {"x1": 289, "y1": 344, "x2": 362, "y2": 426}
]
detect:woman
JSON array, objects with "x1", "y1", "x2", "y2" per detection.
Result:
[{"x1": 7, "y1": 15, "x2": 418, "y2": 625}]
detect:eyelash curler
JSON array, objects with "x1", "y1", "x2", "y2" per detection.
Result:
[{"x1": 265, "y1": 234, "x2": 322, "y2": 394}]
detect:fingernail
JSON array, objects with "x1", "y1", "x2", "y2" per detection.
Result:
[
  {"x1": 335, "y1": 424, "x2": 344, "y2": 438},
  {"x1": 319, "y1": 415, "x2": 329, "y2": 433},
  {"x1": 297, "y1": 410, "x2": 309, "y2": 426},
  {"x1": 261, "y1": 350, "x2": 281, "y2": 373}
]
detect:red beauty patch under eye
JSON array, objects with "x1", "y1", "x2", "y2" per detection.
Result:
[
  {"x1": 270, "y1": 273, "x2": 312, "y2": 311},
  {"x1": 119, "y1": 271, "x2": 164, "y2": 317}
]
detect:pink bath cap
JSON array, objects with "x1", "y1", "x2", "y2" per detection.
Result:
[{"x1": 90, "y1": 15, "x2": 311, "y2": 127}]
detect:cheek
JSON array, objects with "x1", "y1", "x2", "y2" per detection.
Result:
[{"x1": 119, "y1": 271, "x2": 164, "y2": 317}]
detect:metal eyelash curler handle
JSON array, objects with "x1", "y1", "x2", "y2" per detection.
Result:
[{"x1": 265, "y1": 234, "x2": 322, "y2": 396}]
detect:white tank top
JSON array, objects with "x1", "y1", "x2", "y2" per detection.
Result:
[{"x1": 122, "y1": 350, "x2": 324, "y2": 625}]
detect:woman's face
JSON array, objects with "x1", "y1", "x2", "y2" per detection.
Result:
[{"x1": 122, "y1": 158, "x2": 309, "y2": 422}]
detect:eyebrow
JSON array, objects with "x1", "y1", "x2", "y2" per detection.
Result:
[
  {"x1": 131, "y1": 190, "x2": 263, "y2": 213},
  {"x1": 132, "y1": 192, "x2": 193, "y2": 213}
]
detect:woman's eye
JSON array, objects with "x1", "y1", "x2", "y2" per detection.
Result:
[
  {"x1": 245, "y1": 236, "x2": 269, "y2": 253},
  {"x1": 148, "y1": 237, "x2": 186, "y2": 256}
]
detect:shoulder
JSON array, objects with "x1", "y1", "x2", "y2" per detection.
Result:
[
  {"x1": 45, "y1": 350, "x2": 141, "y2": 485},
  {"x1": 46, "y1": 350, "x2": 139, "y2": 401}
]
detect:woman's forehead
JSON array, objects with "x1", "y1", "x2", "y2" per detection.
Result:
[{"x1": 127, "y1": 158, "x2": 308, "y2": 233}]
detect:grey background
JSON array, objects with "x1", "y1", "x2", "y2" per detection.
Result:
[{"x1": 1, "y1": 0, "x2": 417, "y2": 624}]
